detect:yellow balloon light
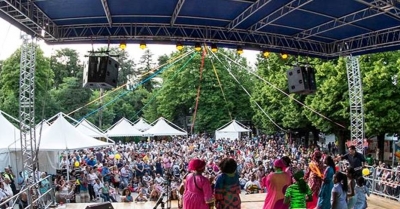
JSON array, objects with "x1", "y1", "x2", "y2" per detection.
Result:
[
  {"x1": 74, "y1": 161, "x2": 80, "y2": 167},
  {"x1": 115, "y1": 153, "x2": 121, "y2": 160},
  {"x1": 362, "y1": 168, "x2": 370, "y2": 176}
]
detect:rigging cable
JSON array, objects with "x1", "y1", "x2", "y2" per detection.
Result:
[
  {"x1": 210, "y1": 58, "x2": 232, "y2": 120},
  {"x1": 79, "y1": 50, "x2": 195, "y2": 121},
  {"x1": 129, "y1": 52, "x2": 197, "y2": 121},
  {"x1": 208, "y1": 48, "x2": 285, "y2": 132},
  {"x1": 67, "y1": 50, "x2": 193, "y2": 116},
  {"x1": 190, "y1": 47, "x2": 206, "y2": 134},
  {"x1": 218, "y1": 51, "x2": 346, "y2": 129}
]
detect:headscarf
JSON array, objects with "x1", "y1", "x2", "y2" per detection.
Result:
[
  {"x1": 188, "y1": 159, "x2": 206, "y2": 172},
  {"x1": 273, "y1": 159, "x2": 285, "y2": 169},
  {"x1": 312, "y1": 151, "x2": 322, "y2": 161}
]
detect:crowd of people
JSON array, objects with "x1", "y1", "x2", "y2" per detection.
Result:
[{"x1": 39, "y1": 135, "x2": 399, "y2": 209}]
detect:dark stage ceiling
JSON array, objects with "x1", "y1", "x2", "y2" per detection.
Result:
[{"x1": 1, "y1": 0, "x2": 400, "y2": 58}]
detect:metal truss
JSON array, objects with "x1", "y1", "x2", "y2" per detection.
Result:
[
  {"x1": 170, "y1": 0, "x2": 185, "y2": 26},
  {"x1": 297, "y1": 0, "x2": 400, "y2": 39},
  {"x1": 226, "y1": 0, "x2": 272, "y2": 30},
  {"x1": 356, "y1": 0, "x2": 400, "y2": 20},
  {"x1": 330, "y1": 25, "x2": 400, "y2": 56},
  {"x1": 345, "y1": 56, "x2": 364, "y2": 153},
  {"x1": 0, "y1": 0, "x2": 57, "y2": 40},
  {"x1": 296, "y1": 7, "x2": 383, "y2": 39},
  {"x1": 248, "y1": 0, "x2": 313, "y2": 31},
  {"x1": 53, "y1": 23, "x2": 330, "y2": 57},
  {"x1": 100, "y1": 0, "x2": 112, "y2": 27},
  {"x1": 19, "y1": 34, "x2": 37, "y2": 183}
]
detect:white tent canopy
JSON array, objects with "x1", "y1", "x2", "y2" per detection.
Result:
[
  {"x1": 0, "y1": 111, "x2": 20, "y2": 149},
  {"x1": 106, "y1": 118, "x2": 143, "y2": 137},
  {"x1": 14, "y1": 113, "x2": 112, "y2": 151},
  {"x1": 132, "y1": 118, "x2": 152, "y2": 131},
  {"x1": 35, "y1": 120, "x2": 50, "y2": 138},
  {"x1": 76, "y1": 119, "x2": 106, "y2": 138},
  {"x1": 143, "y1": 117, "x2": 187, "y2": 136},
  {"x1": 215, "y1": 120, "x2": 251, "y2": 140}
]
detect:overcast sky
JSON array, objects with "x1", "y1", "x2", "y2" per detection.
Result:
[{"x1": 0, "y1": 18, "x2": 259, "y2": 66}]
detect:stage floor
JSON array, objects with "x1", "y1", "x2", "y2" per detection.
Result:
[{"x1": 62, "y1": 193, "x2": 400, "y2": 209}]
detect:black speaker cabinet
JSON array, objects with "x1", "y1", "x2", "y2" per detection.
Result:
[
  {"x1": 287, "y1": 66, "x2": 309, "y2": 93},
  {"x1": 85, "y1": 202, "x2": 114, "y2": 209},
  {"x1": 83, "y1": 56, "x2": 119, "y2": 89}
]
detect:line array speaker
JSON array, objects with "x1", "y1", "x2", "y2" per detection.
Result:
[
  {"x1": 287, "y1": 66, "x2": 317, "y2": 94},
  {"x1": 83, "y1": 56, "x2": 119, "y2": 89}
]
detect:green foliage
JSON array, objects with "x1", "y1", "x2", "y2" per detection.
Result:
[
  {"x1": 144, "y1": 48, "x2": 253, "y2": 133},
  {"x1": 2, "y1": 43, "x2": 400, "y2": 139},
  {"x1": 361, "y1": 52, "x2": 400, "y2": 136},
  {"x1": 0, "y1": 46, "x2": 55, "y2": 120}
]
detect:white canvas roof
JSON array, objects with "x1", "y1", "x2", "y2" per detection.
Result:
[
  {"x1": 132, "y1": 118, "x2": 152, "y2": 131},
  {"x1": 143, "y1": 117, "x2": 187, "y2": 136},
  {"x1": 35, "y1": 120, "x2": 50, "y2": 136},
  {"x1": 106, "y1": 118, "x2": 143, "y2": 137},
  {"x1": 0, "y1": 111, "x2": 20, "y2": 149},
  {"x1": 76, "y1": 119, "x2": 105, "y2": 138},
  {"x1": 34, "y1": 114, "x2": 112, "y2": 151},
  {"x1": 216, "y1": 120, "x2": 251, "y2": 133}
]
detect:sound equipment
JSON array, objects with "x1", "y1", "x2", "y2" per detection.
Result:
[
  {"x1": 85, "y1": 202, "x2": 114, "y2": 209},
  {"x1": 83, "y1": 56, "x2": 119, "y2": 89},
  {"x1": 56, "y1": 168, "x2": 67, "y2": 176},
  {"x1": 287, "y1": 66, "x2": 317, "y2": 94}
]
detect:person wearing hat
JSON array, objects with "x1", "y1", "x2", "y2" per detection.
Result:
[
  {"x1": 305, "y1": 151, "x2": 324, "y2": 209},
  {"x1": 262, "y1": 159, "x2": 291, "y2": 209},
  {"x1": 183, "y1": 159, "x2": 214, "y2": 209}
]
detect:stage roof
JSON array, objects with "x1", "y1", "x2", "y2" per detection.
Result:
[{"x1": 1, "y1": 0, "x2": 400, "y2": 58}]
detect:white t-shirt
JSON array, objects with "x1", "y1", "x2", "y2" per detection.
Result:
[{"x1": 331, "y1": 183, "x2": 348, "y2": 209}]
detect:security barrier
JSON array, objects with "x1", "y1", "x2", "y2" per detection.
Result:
[{"x1": 0, "y1": 175, "x2": 56, "y2": 209}]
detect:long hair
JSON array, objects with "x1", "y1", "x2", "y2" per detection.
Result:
[
  {"x1": 293, "y1": 171, "x2": 307, "y2": 193},
  {"x1": 325, "y1": 156, "x2": 335, "y2": 171},
  {"x1": 336, "y1": 172, "x2": 348, "y2": 192}
]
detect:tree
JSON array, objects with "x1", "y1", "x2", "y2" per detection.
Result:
[
  {"x1": 360, "y1": 52, "x2": 400, "y2": 160},
  {"x1": 136, "y1": 49, "x2": 157, "y2": 91},
  {"x1": 0, "y1": 46, "x2": 55, "y2": 120},
  {"x1": 50, "y1": 77, "x2": 92, "y2": 120},
  {"x1": 51, "y1": 48, "x2": 82, "y2": 88},
  {"x1": 303, "y1": 57, "x2": 350, "y2": 152},
  {"x1": 145, "y1": 48, "x2": 253, "y2": 133}
]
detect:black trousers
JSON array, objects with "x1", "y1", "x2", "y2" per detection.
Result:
[{"x1": 88, "y1": 184, "x2": 95, "y2": 200}]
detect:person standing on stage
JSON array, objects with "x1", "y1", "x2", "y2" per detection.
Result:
[
  {"x1": 337, "y1": 145, "x2": 366, "y2": 178},
  {"x1": 183, "y1": 159, "x2": 214, "y2": 209},
  {"x1": 305, "y1": 151, "x2": 324, "y2": 209},
  {"x1": 214, "y1": 158, "x2": 241, "y2": 209},
  {"x1": 262, "y1": 159, "x2": 291, "y2": 209}
]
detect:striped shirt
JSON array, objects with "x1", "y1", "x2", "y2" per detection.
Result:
[{"x1": 284, "y1": 183, "x2": 312, "y2": 209}]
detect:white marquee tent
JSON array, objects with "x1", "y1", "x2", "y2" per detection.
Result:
[
  {"x1": 143, "y1": 117, "x2": 187, "y2": 136},
  {"x1": 215, "y1": 120, "x2": 251, "y2": 140},
  {"x1": 106, "y1": 118, "x2": 143, "y2": 137},
  {"x1": 34, "y1": 113, "x2": 112, "y2": 151},
  {"x1": 0, "y1": 111, "x2": 20, "y2": 149},
  {"x1": 132, "y1": 118, "x2": 152, "y2": 131},
  {"x1": 76, "y1": 119, "x2": 106, "y2": 138}
]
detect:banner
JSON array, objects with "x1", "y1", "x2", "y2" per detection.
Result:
[{"x1": 395, "y1": 143, "x2": 400, "y2": 159}]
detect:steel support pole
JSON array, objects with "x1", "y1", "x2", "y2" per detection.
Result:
[
  {"x1": 345, "y1": 55, "x2": 365, "y2": 153},
  {"x1": 19, "y1": 34, "x2": 37, "y2": 183}
]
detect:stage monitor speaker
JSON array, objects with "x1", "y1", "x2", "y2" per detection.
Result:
[
  {"x1": 83, "y1": 56, "x2": 119, "y2": 89},
  {"x1": 85, "y1": 202, "x2": 114, "y2": 209},
  {"x1": 287, "y1": 66, "x2": 309, "y2": 93}
]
